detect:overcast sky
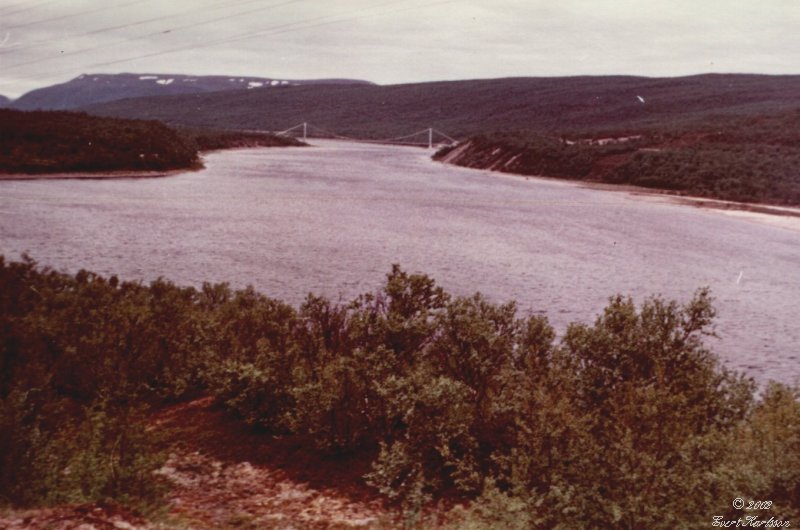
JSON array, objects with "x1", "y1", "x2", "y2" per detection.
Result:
[{"x1": 0, "y1": 0, "x2": 798, "y2": 98}]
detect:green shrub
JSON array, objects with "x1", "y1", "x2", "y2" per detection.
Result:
[
  {"x1": 0, "y1": 393, "x2": 165, "y2": 508},
  {"x1": 2, "y1": 257, "x2": 798, "y2": 528},
  {"x1": 719, "y1": 383, "x2": 800, "y2": 519}
]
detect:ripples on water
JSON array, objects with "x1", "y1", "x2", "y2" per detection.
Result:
[{"x1": 1, "y1": 140, "x2": 798, "y2": 384}]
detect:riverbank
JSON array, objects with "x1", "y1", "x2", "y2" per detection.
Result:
[
  {"x1": 0, "y1": 137, "x2": 305, "y2": 181},
  {"x1": 436, "y1": 140, "x2": 800, "y2": 232},
  {"x1": 575, "y1": 180, "x2": 800, "y2": 232},
  {"x1": 0, "y1": 109, "x2": 304, "y2": 178},
  {"x1": 636, "y1": 192, "x2": 800, "y2": 232},
  {"x1": 0, "y1": 109, "x2": 200, "y2": 175},
  {"x1": 435, "y1": 119, "x2": 800, "y2": 210},
  {"x1": 0, "y1": 168, "x2": 192, "y2": 181}
]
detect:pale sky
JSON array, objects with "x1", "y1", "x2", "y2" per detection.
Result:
[{"x1": 0, "y1": 0, "x2": 798, "y2": 98}]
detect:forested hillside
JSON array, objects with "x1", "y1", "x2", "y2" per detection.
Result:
[
  {"x1": 0, "y1": 109, "x2": 301, "y2": 174},
  {"x1": 78, "y1": 73, "x2": 800, "y2": 205},
  {"x1": 0, "y1": 109, "x2": 199, "y2": 173},
  {"x1": 437, "y1": 110, "x2": 800, "y2": 206},
  {"x1": 83, "y1": 74, "x2": 800, "y2": 138}
]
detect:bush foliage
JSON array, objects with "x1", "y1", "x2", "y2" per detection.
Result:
[{"x1": 0, "y1": 257, "x2": 797, "y2": 527}]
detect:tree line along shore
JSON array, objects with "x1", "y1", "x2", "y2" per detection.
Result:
[
  {"x1": 436, "y1": 110, "x2": 800, "y2": 207},
  {"x1": 0, "y1": 109, "x2": 301, "y2": 176},
  {"x1": 4, "y1": 106, "x2": 800, "y2": 208}
]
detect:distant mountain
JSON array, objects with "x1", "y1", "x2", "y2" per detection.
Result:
[
  {"x1": 83, "y1": 74, "x2": 800, "y2": 138},
  {"x1": 0, "y1": 95, "x2": 10, "y2": 108},
  {"x1": 10, "y1": 73, "x2": 374, "y2": 111}
]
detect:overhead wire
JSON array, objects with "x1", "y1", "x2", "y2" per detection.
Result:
[
  {"x1": 145, "y1": 0, "x2": 460, "y2": 61},
  {"x1": 2, "y1": 0, "x2": 305, "y2": 69},
  {"x1": 245, "y1": 0, "x2": 458, "y2": 137},
  {"x1": 87, "y1": 0, "x2": 417, "y2": 69},
  {"x1": 434, "y1": 129, "x2": 459, "y2": 143},
  {"x1": 0, "y1": 0, "x2": 60, "y2": 18},
  {"x1": 0, "y1": 0, "x2": 457, "y2": 90},
  {"x1": 3, "y1": 0, "x2": 152, "y2": 30},
  {"x1": 0, "y1": 1, "x2": 29, "y2": 13},
  {"x1": 0, "y1": 1, "x2": 35, "y2": 15},
  {"x1": 0, "y1": 0, "x2": 277, "y2": 53},
  {"x1": 1, "y1": 2, "x2": 463, "y2": 145},
  {"x1": 0, "y1": 0, "x2": 413, "y2": 82}
]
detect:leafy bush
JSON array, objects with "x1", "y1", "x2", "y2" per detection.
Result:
[
  {"x1": 721, "y1": 383, "x2": 800, "y2": 518},
  {"x1": 0, "y1": 258, "x2": 201, "y2": 507},
  {"x1": 1, "y1": 256, "x2": 798, "y2": 528},
  {"x1": 0, "y1": 392, "x2": 165, "y2": 508}
]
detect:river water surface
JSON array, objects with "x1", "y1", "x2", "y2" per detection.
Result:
[{"x1": 1, "y1": 141, "x2": 798, "y2": 384}]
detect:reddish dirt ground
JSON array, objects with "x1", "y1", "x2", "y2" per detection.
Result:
[{"x1": 0, "y1": 397, "x2": 396, "y2": 529}]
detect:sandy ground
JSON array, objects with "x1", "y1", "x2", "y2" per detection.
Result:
[
  {"x1": 621, "y1": 190, "x2": 800, "y2": 233},
  {"x1": 150, "y1": 397, "x2": 389, "y2": 529},
  {"x1": 490, "y1": 168, "x2": 800, "y2": 233}
]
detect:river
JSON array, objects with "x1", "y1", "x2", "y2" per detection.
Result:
[{"x1": 1, "y1": 140, "x2": 798, "y2": 384}]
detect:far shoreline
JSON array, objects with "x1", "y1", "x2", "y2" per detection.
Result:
[
  {"x1": 578, "y1": 180, "x2": 800, "y2": 232},
  {"x1": 434, "y1": 154, "x2": 800, "y2": 231},
  {"x1": 578, "y1": 180, "x2": 800, "y2": 217},
  {"x1": 628, "y1": 191, "x2": 800, "y2": 233},
  {"x1": 0, "y1": 143, "x2": 307, "y2": 182},
  {"x1": 0, "y1": 168, "x2": 192, "y2": 181}
]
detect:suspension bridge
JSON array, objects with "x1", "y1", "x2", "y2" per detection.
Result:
[{"x1": 271, "y1": 122, "x2": 460, "y2": 149}]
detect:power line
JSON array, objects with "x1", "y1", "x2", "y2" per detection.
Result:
[
  {"x1": 89, "y1": 0, "x2": 452, "y2": 69},
  {"x1": 0, "y1": 0, "x2": 456, "y2": 88},
  {"x1": 0, "y1": 0, "x2": 272, "y2": 54},
  {"x1": 2, "y1": 0, "x2": 305, "y2": 69},
  {"x1": 0, "y1": 0, "x2": 59, "y2": 18},
  {"x1": 1, "y1": 0, "x2": 412, "y2": 79},
  {"x1": 0, "y1": 1, "x2": 37, "y2": 15},
  {"x1": 3, "y1": 0, "x2": 152, "y2": 30}
]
